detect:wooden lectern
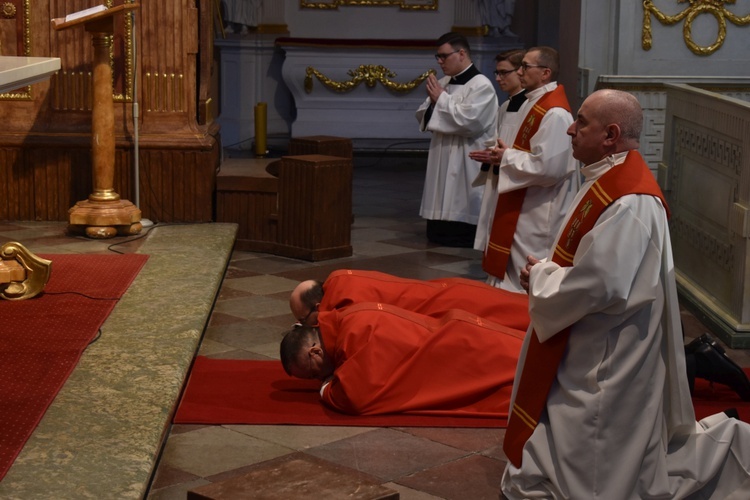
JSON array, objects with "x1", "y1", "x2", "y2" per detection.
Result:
[{"x1": 52, "y1": 4, "x2": 142, "y2": 239}]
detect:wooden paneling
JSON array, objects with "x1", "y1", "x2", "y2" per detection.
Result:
[{"x1": 0, "y1": 0, "x2": 220, "y2": 224}]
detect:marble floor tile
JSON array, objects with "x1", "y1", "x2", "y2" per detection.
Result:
[
  {"x1": 159, "y1": 426, "x2": 294, "y2": 477},
  {"x1": 226, "y1": 424, "x2": 377, "y2": 450},
  {"x1": 303, "y1": 428, "x2": 469, "y2": 482},
  {"x1": 395, "y1": 454, "x2": 506, "y2": 500}
]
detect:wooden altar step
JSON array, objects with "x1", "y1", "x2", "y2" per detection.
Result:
[{"x1": 216, "y1": 149, "x2": 353, "y2": 261}]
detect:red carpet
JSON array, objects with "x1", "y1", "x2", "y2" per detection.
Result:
[
  {"x1": 0, "y1": 253, "x2": 148, "y2": 481},
  {"x1": 175, "y1": 357, "x2": 508, "y2": 427},
  {"x1": 692, "y1": 368, "x2": 750, "y2": 422},
  {"x1": 175, "y1": 358, "x2": 750, "y2": 428}
]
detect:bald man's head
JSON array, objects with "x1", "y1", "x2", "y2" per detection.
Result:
[
  {"x1": 289, "y1": 279, "x2": 323, "y2": 326},
  {"x1": 567, "y1": 89, "x2": 643, "y2": 165}
]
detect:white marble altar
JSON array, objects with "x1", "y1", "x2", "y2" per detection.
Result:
[{"x1": 276, "y1": 37, "x2": 519, "y2": 145}]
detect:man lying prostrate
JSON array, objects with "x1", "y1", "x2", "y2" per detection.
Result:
[
  {"x1": 280, "y1": 302, "x2": 525, "y2": 417},
  {"x1": 289, "y1": 269, "x2": 750, "y2": 404},
  {"x1": 289, "y1": 269, "x2": 530, "y2": 330}
]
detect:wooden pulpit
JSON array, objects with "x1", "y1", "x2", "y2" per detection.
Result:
[{"x1": 52, "y1": 4, "x2": 142, "y2": 239}]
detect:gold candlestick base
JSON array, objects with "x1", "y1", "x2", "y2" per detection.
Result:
[{"x1": 68, "y1": 199, "x2": 143, "y2": 239}]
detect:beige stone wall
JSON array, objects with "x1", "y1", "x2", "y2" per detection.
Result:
[{"x1": 660, "y1": 83, "x2": 750, "y2": 348}]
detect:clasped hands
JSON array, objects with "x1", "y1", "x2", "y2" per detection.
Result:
[
  {"x1": 425, "y1": 74, "x2": 445, "y2": 103},
  {"x1": 519, "y1": 255, "x2": 541, "y2": 292},
  {"x1": 469, "y1": 138, "x2": 509, "y2": 165}
]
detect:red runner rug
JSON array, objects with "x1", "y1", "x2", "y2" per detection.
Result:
[
  {"x1": 0, "y1": 253, "x2": 149, "y2": 481},
  {"x1": 175, "y1": 357, "x2": 508, "y2": 427},
  {"x1": 175, "y1": 358, "x2": 750, "y2": 428}
]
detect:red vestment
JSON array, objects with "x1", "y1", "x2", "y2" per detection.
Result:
[
  {"x1": 316, "y1": 302, "x2": 525, "y2": 417},
  {"x1": 319, "y1": 269, "x2": 529, "y2": 331}
]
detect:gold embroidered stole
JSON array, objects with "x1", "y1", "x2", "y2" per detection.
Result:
[{"x1": 483, "y1": 85, "x2": 571, "y2": 279}]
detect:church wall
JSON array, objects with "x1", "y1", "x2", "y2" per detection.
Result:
[
  {"x1": 283, "y1": 0, "x2": 454, "y2": 39},
  {"x1": 218, "y1": 0, "x2": 525, "y2": 149},
  {"x1": 579, "y1": 0, "x2": 750, "y2": 94}
]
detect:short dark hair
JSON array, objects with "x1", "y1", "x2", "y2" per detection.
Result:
[
  {"x1": 526, "y1": 46, "x2": 559, "y2": 80},
  {"x1": 301, "y1": 280, "x2": 323, "y2": 310},
  {"x1": 280, "y1": 326, "x2": 318, "y2": 376},
  {"x1": 437, "y1": 32, "x2": 471, "y2": 58},
  {"x1": 496, "y1": 49, "x2": 525, "y2": 67}
]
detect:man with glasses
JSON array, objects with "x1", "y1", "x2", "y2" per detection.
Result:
[
  {"x1": 416, "y1": 32, "x2": 498, "y2": 248},
  {"x1": 471, "y1": 46, "x2": 578, "y2": 293},
  {"x1": 280, "y1": 301, "x2": 525, "y2": 417},
  {"x1": 501, "y1": 89, "x2": 750, "y2": 500},
  {"x1": 470, "y1": 49, "x2": 527, "y2": 264}
]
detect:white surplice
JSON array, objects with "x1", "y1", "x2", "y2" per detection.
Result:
[
  {"x1": 480, "y1": 82, "x2": 579, "y2": 292},
  {"x1": 472, "y1": 92, "x2": 527, "y2": 254},
  {"x1": 416, "y1": 70, "x2": 498, "y2": 225},
  {"x1": 502, "y1": 152, "x2": 750, "y2": 500}
]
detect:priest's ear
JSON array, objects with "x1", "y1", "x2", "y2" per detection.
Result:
[
  {"x1": 309, "y1": 343, "x2": 324, "y2": 358},
  {"x1": 604, "y1": 123, "x2": 621, "y2": 147}
]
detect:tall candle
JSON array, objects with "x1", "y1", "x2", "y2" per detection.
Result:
[{"x1": 254, "y1": 102, "x2": 267, "y2": 157}]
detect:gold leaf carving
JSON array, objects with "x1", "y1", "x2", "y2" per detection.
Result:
[
  {"x1": 305, "y1": 65, "x2": 435, "y2": 93},
  {"x1": 643, "y1": 0, "x2": 750, "y2": 56}
]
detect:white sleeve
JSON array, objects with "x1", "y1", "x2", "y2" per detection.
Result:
[
  {"x1": 528, "y1": 196, "x2": 664, "y2": 342},
  {"x1": 497, "y1": 107, "x2": 576, "y2": 193}
]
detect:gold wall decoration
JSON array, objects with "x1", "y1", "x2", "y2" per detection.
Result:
[
  {"x1": 1, "y1": 2, "x2": 16, "y2": 18},
  {"x1": 301, "y1": 0, "x2": 437, "y2": 10},
  {"x1": 305, "y1": 65, "x2": 435, "y2": 93},
  {"x1": 643, "y1": 0, "x2": 750, "y2": 56}
]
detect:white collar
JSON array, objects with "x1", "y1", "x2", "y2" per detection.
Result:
[
  {"x1": 525, "y1": 81, "x2": 558, "y2": 100},
  {"x1": 581, "y1": 151, "x2": 630, "y2": 181}
]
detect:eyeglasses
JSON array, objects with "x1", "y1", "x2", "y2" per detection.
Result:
[
  {"x1": 494, "y1": 68, "x2": 518, "y2": 77},
  {"x1": 434, "y1": 50, "x2": 460, "y2": 62},
  {"x1": 296, "y1": 304, "x2": 318, "y2": 326},
  {"x1": 519, "y1": 62, "x2": 548, "y2": 72}
]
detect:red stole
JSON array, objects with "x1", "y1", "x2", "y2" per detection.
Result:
[
  {"x1": 482, "y1": 85, "x2": 571, "y2": 279},
  {"x1": 502, "y1": 150, "x2": 670, "y2": 468}
]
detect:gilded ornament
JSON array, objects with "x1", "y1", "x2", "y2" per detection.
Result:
[
  {"x1": 305, "y1": 65, "x2": 435, "y2": 93},
  {"x1": 1, "y1": 2, "x2": 16, "y2": 18},
  {"x1": 0, "y1": 242, "x2": 52, "y2": 300},
  {"x1": 643, "y1": 0, "x2": 750, "y2": 56}
]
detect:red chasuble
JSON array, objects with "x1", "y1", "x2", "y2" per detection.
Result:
[
  {"x1": 319, "y1": 269, "x2": 530, "y2": 331},
  {"x1": 317, "y1": 302, "x2": 525, "y2": 417},
  {"x1": 482, "y1": 85, "x2": 572, "y2": 279},
  {"x1": 502, "y1": 150, "x2": 670, "y2": 467}
]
